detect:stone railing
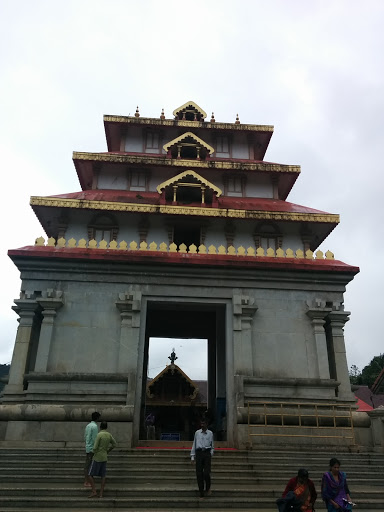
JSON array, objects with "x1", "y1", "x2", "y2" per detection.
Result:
[{"x1": 34, "y1": 236, "x2": 335, "y2": 260}]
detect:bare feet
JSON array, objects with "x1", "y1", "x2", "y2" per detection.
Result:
[
  {"x1": 206, "y1": 489, "x2": 212, "y2": 496},
  {"x1": 88, "y1": 492, "x2": 98, "y2": 499},
  {"x1": 99, "y1": 494, "x2": 103, "y2": 499}
]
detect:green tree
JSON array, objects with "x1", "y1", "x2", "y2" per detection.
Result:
[
  {"x1": 360, "y1": 354, "x2": 384, "y2": 388},
  {"x1": 349, "y1": 364, "x2": 362, "y2": 385}
]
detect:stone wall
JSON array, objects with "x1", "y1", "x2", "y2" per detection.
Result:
[{"x1": 0, "y1": 256, "x2": 363, "y2": 448}]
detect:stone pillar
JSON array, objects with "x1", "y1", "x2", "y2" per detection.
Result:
[
  {"x1": 5, "y1": 298, "x2": 39, "y2": 394},
  {"x1": 116, "y1": 291, "x2": 142, "y2": 372},
  {"x1": 116, "y1": 291, "x2": 142, "y2": 407},
  {"x1": 232, "y1": 294, "x2": 257, "y2": 376},
  {"x1": 34, "y1": 290, "x2": 64, "y2": 372},
  {"x1": 327, "y1": 310, "x2": 354, "y2": 400},
  {"x1": 306, "y1": 308, "x2": 331, "y2": 379},
  {"x1": 369, "y1": 409, "x2": 384, "y2": 452}
]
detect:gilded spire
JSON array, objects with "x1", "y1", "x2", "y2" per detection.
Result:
[
  {"x1": 135, "y1": 106, "x2": 140, "y2": 118},
  {"x1": 235, "y1": 113, "x2": 240, "y2": 124},
  {"x1": 160, "y1": 108, "x2": 165, "y2": 120},
  {"x1": 210, "y1": 112, "x2": 215, "y2": 123}
]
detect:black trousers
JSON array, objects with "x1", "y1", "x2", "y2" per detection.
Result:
[{"x1": 195, "y1": 450, "x2": 211, "y2": 497}]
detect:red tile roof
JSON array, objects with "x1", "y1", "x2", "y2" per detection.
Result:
[{"x1": 355, "y1": 397, "x2": 373, "y2": 412}]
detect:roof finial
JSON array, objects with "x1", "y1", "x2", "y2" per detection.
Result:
[
  {"x1": 235, "y1": 113, "x2": 240, "y2": 124},
  {"x1": 168, "y1": 348, "x2": 178, "y2": 365},
  {"x1": 210, "y1": 112, "x2": 215, "y2": 123},
  {"x1": 135, "y1": 106, "x2": 140, "y2": 118},
  {"x1": 160, "y1": 108, "x2": 165, "y2": 120}
]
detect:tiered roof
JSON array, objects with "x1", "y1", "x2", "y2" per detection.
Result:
[{"x1": 9, "y1": 101, "x2": 359, "y2": 276}]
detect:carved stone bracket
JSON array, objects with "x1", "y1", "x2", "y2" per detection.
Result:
[
  {"x1": 233, "y1": 294, "x2": 258, "y2": 331},
  {"x1": 12, "y1": 299, "x2": 39, "y2": 325},
  {"x1": 307, "y1": 298, "x2": 344, "y2": 312},
  {"x1": 37, "y1": 289, "x2": 64, "y2": 319},
  {"x1": 327, "y1": 310, "x2": 351, "y2": 334},
  {"x1": 116, "y1": 291, "x2": 142, "y2": 328}
]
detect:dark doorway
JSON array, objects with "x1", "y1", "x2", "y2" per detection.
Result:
[{"x1": 140, "y1": 302, "x2": 226, "y2": 443}]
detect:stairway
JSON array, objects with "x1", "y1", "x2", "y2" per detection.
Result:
[{"x1": 0, "y1": 447, "x2": 383, "y2": 511}]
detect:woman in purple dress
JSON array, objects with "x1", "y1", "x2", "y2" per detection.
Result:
[{"x1": 321, "y1": 458, "x2": 353, "y2": 511}]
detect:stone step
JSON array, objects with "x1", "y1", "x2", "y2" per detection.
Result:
[
  {"x1": 0, "y1": 448, "x2": 383, "y2": 510},
  {"x1": 0, "y1": 496, "x2": 382, "y2": 510},
  {"x1": 0, "y1": 464, "x2": 382, "y2": 480},
  {"x1": 2, "y1": 458, "x2": 383, "y2": 469},
  {"x1": 1, "y1": 471, "x2": 383, "y2": 486},
  {"x1": 1, "y1": 449, "x2": 383, "y2": 464},
  {"x1": 0, "y1": 486, "x2": 381, "y2": 499},
  {"x1": 0, "y1": 447, "x2": 383, "y2": 459},
  {"x1": 0, "y1": 509, "x2": 284, "y2": 512}
]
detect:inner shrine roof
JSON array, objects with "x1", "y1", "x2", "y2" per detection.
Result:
[{"x1": 148, "y1": 363, "x2": 197, "y2": 390}]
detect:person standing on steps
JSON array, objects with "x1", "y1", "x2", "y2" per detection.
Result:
[
  {"x1": 145, "y1": 411, "x2": 156, "y2": 440},
  {"x1": 190, "y1": 419, "x2": 214, "y2": 499},
  {"x1": 88, "y1": 421, "x2": 117, "y2": 499},
  {"x1": 321, "y1": 457, "x2": 354, "y2": 511},
  {"x1": 83, "y1": 411, "x2": 100, "y2": 488}
]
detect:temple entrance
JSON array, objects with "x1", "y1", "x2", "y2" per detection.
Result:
[{"x1": 140, "y1": 302, "x2": 227, "y2": 444}]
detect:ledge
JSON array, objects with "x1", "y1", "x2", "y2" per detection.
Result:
[
  {"x1": 8, "y1": 244, "x2": 360, "y2": 275},
  {"x1": 25, "y1": 372, "x2": 130, "y2": 382}
]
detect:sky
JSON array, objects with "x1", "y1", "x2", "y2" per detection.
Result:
[
  {"x1": 148, "y1": 339, "x2": 207, "y2": 380},
  {"x1": 0, "y1": 0, "x2": 383, "y2": 376}
]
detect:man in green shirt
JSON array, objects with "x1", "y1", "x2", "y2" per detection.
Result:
[
  {"x1": 83, "y1": 411, "x2": 100, "y2": 487},
  {"x1": 88, "y1": 421, "x2": 117, "y2": 498}
]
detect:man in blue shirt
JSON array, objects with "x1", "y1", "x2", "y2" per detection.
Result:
[
  {"x1": 83, "y1": 411, "x2": 100, "y2": 487},
  {"x1": 190, "y1": 420, "x2": 214, "y2": 499}
]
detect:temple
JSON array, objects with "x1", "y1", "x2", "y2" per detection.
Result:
[{"x1": 2, "y1": 100, "x2": 376, "y2": 449}]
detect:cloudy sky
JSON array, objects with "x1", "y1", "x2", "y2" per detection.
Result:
[{"x1": 0, "y1": 1, "x2": 383, "y2": 377}]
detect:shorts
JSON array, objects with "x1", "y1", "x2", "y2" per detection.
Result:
[{"x1": 88, "y1": 460, "x2": 107, "y2": 478}]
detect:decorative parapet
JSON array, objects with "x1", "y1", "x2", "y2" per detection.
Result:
[{"x1": 34, "y1": 236, "x2": 335, "y2": 260}]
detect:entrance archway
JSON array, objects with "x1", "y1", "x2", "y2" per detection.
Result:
[{"x1": 140, "y1": 302, "x2": 226, "y2": 444}]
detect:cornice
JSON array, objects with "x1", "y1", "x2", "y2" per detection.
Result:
[
  {"x1": 73, "y1": 151, "x2": 300, "y2": 174},
  {"x1": 103, "y1": 115, "x2": 274, "y2": 132},
  {"x1": 30, "y1": 196, "x2": 339, "y2": 223}
]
